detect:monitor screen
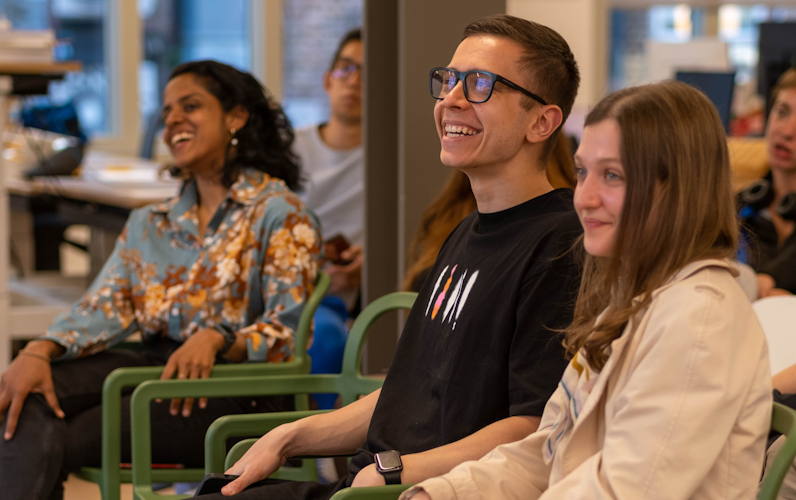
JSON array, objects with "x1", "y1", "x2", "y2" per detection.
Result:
[{"x1": 676, "y1": 71, "x2": 736, "y2": 133}]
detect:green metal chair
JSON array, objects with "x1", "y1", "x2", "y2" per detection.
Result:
[
  {"x1": 760, "y1": 402, "x2": 796, "y2": 500},
  {"x1": 74, "y1": 272, "x2": 330, "y2": 500},
  {"x1": 128, "y1": 291, "x2": 417, "y2": 500}
]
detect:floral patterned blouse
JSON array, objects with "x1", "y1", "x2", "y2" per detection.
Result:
[{"x1": 42, "y1": 167, "x2": 322, "y2": 363}]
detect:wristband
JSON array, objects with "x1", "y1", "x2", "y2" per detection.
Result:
[
  {"x1": 212, "y1": 324, "x2": 238, "y2": 354},
  {"x1": 19, "y1": 350, "x2": 51, "y2": 363}
]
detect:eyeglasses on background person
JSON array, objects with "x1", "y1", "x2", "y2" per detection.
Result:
[
  {"x1": 429, "y1": 67, "x2": 548, "y2": 105},
  {"x1": 331, "y1": 58, "x2": 362, "y2": 80}
]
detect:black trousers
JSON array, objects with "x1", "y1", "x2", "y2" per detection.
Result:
[
  {"x1": 197, "y1": 477, "x2": 347, "y2": 500},
  {"x1": 0, "y1": 338, "x2": 289, "y2": 500}
]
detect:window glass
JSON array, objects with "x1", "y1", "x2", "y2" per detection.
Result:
[
  {"x1": 0, "y1": 0, "x2": 108, "y2": 135},
  {"x1": 282, "y1": 0, "x2": 362, "y2": 129},
  {"x1": 138, "y1": 0, "x2": 250, "y2": 129}
]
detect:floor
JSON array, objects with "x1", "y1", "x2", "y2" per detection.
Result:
[{"x1": 63, "y1": 474, "x2": 180, "y2": 499}]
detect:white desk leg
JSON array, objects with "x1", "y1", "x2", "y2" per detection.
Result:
[{"x1": 0, "y1": 75, "x2": 12, "y2": 372}]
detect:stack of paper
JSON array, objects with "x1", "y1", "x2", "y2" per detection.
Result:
[{"x1": 0, "y1": 29, "x2": 55, "y2": 64}]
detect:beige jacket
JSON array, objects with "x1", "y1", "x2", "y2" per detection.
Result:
[{"x1": 405, "y1": 260, "x2": 772, "y2": 500}]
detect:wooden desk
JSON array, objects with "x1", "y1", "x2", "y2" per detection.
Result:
[{"x1": 3, "y1": 152, "x2": 181, "y2": 365}]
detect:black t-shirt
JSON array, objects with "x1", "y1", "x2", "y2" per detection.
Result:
[
  {"x1": 346, "y1": 188, "x2": 582, "y2": 483},
  {"x1": 743, "y1": 209, "x2": 796, "y2": 294}
]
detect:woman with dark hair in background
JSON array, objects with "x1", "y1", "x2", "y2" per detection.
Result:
[{"x1": 0, "y1": 60, "x2": 321, "y2": 500}]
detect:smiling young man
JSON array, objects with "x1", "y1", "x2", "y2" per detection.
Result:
[{"x1": 203, "y1": 15, "x2": 582, "y2": 500}]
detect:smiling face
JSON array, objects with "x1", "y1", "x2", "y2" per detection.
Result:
[
  {"x1": 162, "y1": 74, "x2": 234, "y2": 175},
  {"x1": 324, "y1": 40, "x2": 363, "y2": 125},
  {"x1": 573, "y1": 119, "x2": 626, "y2": 258},
  {"x1": 434, "y1": 35, "x2": 536, "y2": 171},
  {"x1": 766, "y1": 87, "x2": 796, "y2": 174}
]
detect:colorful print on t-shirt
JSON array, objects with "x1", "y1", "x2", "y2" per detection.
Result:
[{"x1": 425, "y1": 264, "x2": 480, "y2": 329}]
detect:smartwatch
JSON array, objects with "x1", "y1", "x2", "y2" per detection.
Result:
[
  {"x1": 374, "y1": 450, "x2": 403, "y2": 485},
  {"x1": 213, "y1": 324, "x2": 238, "y2": 354}
]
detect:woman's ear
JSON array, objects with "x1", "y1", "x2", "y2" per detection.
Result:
[
  {"x1": 227, "y1": 105, "x2": 250, "y2": 131},
  {"x1": 526, "y1": 104, "x2": 563, "y2": 144}
]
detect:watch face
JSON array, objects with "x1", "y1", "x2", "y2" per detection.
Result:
[{"x1": 376, "y1": 450, "x2": 402, "y2": 471}]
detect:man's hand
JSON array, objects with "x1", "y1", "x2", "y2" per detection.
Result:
[
  {"x1": 405, "y1": 490, "x2": 432, "y2": 500},
  {"x1": 351, "y1": 463, "x2": 387, "y2": 488},
  {"x1": 221, "y1": 427, "x2": 290, "y2": 496},
  {"x1": 327, "y1": 244, "x2": 363, "y2": 293},
  {"x1": 160, "y1": 328, "x2": 225, "y2": 417},
  {"x1": 0, "y1": 340, "x2": 65, "y2": 440}
]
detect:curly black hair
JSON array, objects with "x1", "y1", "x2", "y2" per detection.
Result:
[{"x1": 168, "y1": 60, "x2": 302, "y2": 191}]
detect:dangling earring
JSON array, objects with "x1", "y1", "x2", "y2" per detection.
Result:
[{"x1": 230, "y1": 127, "x2": 238, "y2": 146}]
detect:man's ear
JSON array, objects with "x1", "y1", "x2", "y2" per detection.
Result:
[
  {"x1": 526, "y1": 105, "x2": 563, "y2": 145},
  {"x1": 226, "y1": 105, "x2": 250, "y2": 132},
  {"x1": 323, "y1": 70, "x2": 332, "y2": 95}
]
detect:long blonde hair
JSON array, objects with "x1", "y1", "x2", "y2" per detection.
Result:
[{"x1": 564, "y1": 81, "x2": 739, "y2": 371}]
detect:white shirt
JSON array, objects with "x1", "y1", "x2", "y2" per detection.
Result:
[{"x1": 294, "y1": 124, "x2": 364, "y2": 247}]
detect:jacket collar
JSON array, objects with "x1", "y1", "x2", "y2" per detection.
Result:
[{"x1": 149, "y1": 168, "x2": 269, "y2": 237}]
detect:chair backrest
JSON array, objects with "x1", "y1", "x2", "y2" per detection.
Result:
[
  {"x1": 294, "y1": 271, "x2": 330, "y2": 365},
  {"x1": 760, "y1": 403, "x2": 796, "y2": 500},
  {"x1": 752, "y1": 296, "x2": 796, "y2": 375},
  {"x1": 338, "y1": 292, "x2": 417, "y2": 405}
]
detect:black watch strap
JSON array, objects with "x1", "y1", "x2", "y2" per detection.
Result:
[
  {"x1": 381, "y1": 469, "x2": 401, "y2": 485},
  {"x1": 213, "y1": 324, "x2": 237, "y2": 354}
]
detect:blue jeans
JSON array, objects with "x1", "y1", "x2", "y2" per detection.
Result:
[{"x1": 307, "y1": 297, "x2": 349, "y2": 410}]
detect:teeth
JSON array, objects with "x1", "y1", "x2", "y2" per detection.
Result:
[
  {"x1": 171, "y1": 132, "x2": 194, "y2": 145},
  {"x1": 444, "y1": 124, "x2": 480, "y2": 137}
]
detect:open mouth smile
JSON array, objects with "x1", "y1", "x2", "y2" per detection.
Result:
[
  {"x1": 170, "y1": 131, "x2": 195, "y2": 146},
  {"x1": 444, "y1": 124, "x2": 482, "y2": 138}
]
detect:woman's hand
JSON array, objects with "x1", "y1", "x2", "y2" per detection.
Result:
[
  {"x1": 758, "y1": 273, "x2": 794, "y2": 298},
  {"x1": 160, "y1": 328, "x2": 226, "y2": 417},
  {"x1": 0, "y1": 340, "x2": 65, "y2": 440}
]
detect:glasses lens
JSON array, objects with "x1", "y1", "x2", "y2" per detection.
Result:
[
  {"x1": 465, "y1": 72, "x2": 494, "y2": 103},
  {"x1": 431, "y1": 69, "x2": 457, "y2": 99}
]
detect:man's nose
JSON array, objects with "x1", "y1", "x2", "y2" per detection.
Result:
[{"x1": 442, "y1": 80, "x2": 469, "y2": 109}]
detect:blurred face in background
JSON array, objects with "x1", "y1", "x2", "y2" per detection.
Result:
[
  {"x1": 573, "y1": 119, "x2": 626, "y2": 257},
  {"x1": 324, "y1": 40, "x2": 363, "y2": 125},
  {"x1": 767, "y1": 87, "x2": 796, "y2": 174}
]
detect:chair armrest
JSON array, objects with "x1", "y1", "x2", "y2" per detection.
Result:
[
  {"x1": 330, "y1": 485, "x2": 413, "y2": 500},
  {"x1": 205, "y1": 410, "x2": 329, "y2": 473},
  {"x1": 132, "y1": 374, "x2": 378, "y2": 496}
]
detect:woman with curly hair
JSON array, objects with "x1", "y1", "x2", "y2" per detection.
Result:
[{"x1": 0, "y1": 60, "x2": 322, "y2": 500}]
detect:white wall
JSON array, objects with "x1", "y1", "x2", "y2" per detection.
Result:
[{"x1": 508, "y1": 0, "x2": 609, "y2": 106}]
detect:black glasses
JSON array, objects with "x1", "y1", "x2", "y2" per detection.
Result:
[
  {"x1": 429, "y1": 67, "x2": 547, "y2": 105},
  {"x1": 331, "y1": 59, "x2": 362, "y2": 80}
]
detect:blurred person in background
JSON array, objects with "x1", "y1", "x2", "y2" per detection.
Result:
[{"x1": 739, "y1": 68, "x2": 796, "y2": 297}]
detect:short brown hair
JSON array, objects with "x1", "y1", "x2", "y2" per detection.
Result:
[
  {"x1": 770, "y1": 68, "x2": 796, "y2": 110},
  {"x1": 462, "y1": 14, "x2": 580, "y2": 163},
  {"x1": 564, "y1": 81, "x2": 738, "y2": 371}
]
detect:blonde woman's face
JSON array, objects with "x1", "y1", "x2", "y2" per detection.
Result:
[{"x1": 574, "y1": 119, "x2": 626, "y2": 257}]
